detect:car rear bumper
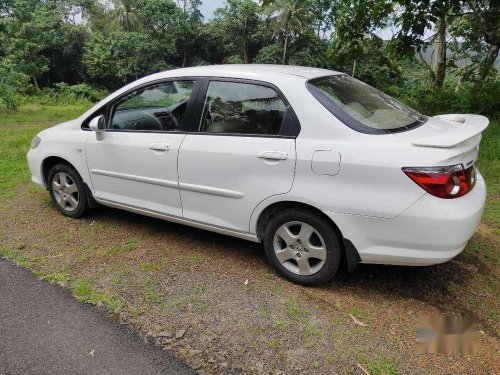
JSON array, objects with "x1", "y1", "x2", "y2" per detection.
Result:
[{"x1": 324, "y1": 171, "x2": 486, "y2": 266}]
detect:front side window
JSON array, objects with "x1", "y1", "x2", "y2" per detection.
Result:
[
  {"x1": 307, "y1": 75, "x2": 426, "y2": 133},
  {"x1": 199, "y1": 81, "x2": 287, "y2": 135},
  {"x1": 109, "y1": 80, "x2": 195, "y2": 132}
]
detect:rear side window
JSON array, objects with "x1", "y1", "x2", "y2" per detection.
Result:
[
  {"x1": 307, "y1": 75, "x2": 426, "y2": 134},
  {"x1": 198, "y1": 81, "x2": 287, "y2": 135}
]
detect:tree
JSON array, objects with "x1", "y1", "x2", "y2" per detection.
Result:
[
  {"x1": 211, "y1": 0, "x2": 263, "y2": 63},
  {"x1": 83, "y1": 30, "x2": 171, "y2": 87},
  {"x1": 113, "y1": 0, "x2": 142, "y2": 32},
  {"x1": 465, "y1": 0, "x2": 499, "y2": 80},
  {"x1": 0, "y1": 0, "x2": 68, "y2": 88},
  {"x1": 264, "y1": 0, "x2": 314, "y2": 64},
  {"x1": 175, "y1": 0, "x2": 203, "y2": 67},
  {"x1": 310, "y1": 0, "x2": 337, "y2": 38}
]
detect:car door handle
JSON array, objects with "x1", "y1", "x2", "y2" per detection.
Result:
[
  {"x1": 258, "y1": 151, "x2": 288, "y2": 160},
  {"x1": 150, "y1": 143, "x2": 170, "y2": 152}
]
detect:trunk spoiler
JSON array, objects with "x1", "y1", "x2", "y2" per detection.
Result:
[{"x1": 411, "y1": 115, "x2": 489, "y2": 148}]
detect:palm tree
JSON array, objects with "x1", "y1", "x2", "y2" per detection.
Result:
[
  {"x1": 264, "y1": 0, "x2": 313, "y2": 64},
  {"x1": 113, "y1": 0, "x2": 141, "y2": 32}
]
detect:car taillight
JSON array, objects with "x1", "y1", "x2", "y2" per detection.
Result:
[{"x1": 402, "y1": 164, "x2": 476, "y2": 199}]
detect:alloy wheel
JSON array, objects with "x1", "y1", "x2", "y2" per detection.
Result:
[
  {"x1": 273, "y1": 221, "x2": 327, "y2": 276},
  {"x1": 52, "y1": 172, "x2": 79, "y2": 212}
]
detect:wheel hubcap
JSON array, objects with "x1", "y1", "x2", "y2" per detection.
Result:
[
  {"x1": 273, "y1": 221, "x2": 327, "y2": 276},
  {"x1": 52, "y1": 172, "x2": 79, "y2": 212}
]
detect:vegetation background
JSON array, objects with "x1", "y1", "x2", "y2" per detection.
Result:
[{"x1": 0, "y1": 0, "x2": 498, "y2": 118}]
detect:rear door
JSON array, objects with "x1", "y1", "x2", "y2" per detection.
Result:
[{"x1": 178, "y1": 78, "x2": 299, "y2": 232}]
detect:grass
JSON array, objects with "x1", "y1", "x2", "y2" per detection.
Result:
[
  {"x1": 357, "y1": 354, "x2": 399, "y2": 375},
  {"x1": 0, "y1": 102, "x2": 92, "y2": 126},
  {"x1": 72, "y1": 279, "x2": 124, "y2": 315},
  {"x1": 105, "y1": 238, "x2": 139, "y2": 257},
  {"x1": 0, "y1": 102, "x2": 91, "y2": 198},
  {"x1": 285, "y1": 296, "x2": 310, "y2": 321}
]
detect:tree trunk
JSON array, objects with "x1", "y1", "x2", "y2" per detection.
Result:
[
  {"x1": 243, "y1": 40, "x2": 250, "y2": 64},
  {"x1": 181, "y1": 47, "x2": 187, "y2": 67},
  {"x1": 431, "y1": 14, "x2": 446, "y2": 89},
  {"x1": 479, "y1": 44, "x2": 499, "y2": 80},
  {"x1": 282, "y1": 33, "x2": 289, "y2": 65},
  {"x1": 33, "y1": 76, "x2": 39, "y2": 89}
]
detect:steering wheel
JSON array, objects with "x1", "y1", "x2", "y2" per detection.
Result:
[{"x1": 142, "y1": 111, "x2": 163, "y2": 130}]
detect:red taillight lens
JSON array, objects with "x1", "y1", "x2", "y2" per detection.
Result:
[{"x1": 402, "y1": 164, "x2": 476, "y2": 199}]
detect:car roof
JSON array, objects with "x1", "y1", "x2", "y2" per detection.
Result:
[
  {"x1": 157, "y1": 64, "x2": 342, "y2": 80},
  {"x1": 79, "y1": 65, "x2": 341, "y2": 120}
]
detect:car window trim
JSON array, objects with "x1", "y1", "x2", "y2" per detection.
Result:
[
  {"x1": 81, "y1": 77, "x2": 202, "y2": 134},
  {"x1": 187, "y1": 76, "x2": 301, "y2": 138}
]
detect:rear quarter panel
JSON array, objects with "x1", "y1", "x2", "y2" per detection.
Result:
[{"x1": 250, "y1": 93, "x2": 471, "y2": 233}]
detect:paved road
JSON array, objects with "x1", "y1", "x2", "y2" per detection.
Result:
[{"x1": 0, "y1": 259, "x2": 194, "y2": 375}]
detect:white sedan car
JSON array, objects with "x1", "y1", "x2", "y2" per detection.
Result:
[{"x1": 27, "y1": 65, "x2": 487, "y2": 285}]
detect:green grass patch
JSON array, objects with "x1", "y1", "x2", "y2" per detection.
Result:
[
  {"x1": 139, "y1": 261, "x2": 161, "y2": 273},
  {"x1": 105, "y1": 238, "x2": 139, "y2": 257},
  {"x1": 144, "y1": 286, "x2": 164, "y2": 304},
  {"x1": 0, "y1": 102, "x2": 93, "y2": 199},
  {"x1": 0, "y1": 247, "x2": 33, "y2": 269},
  {"x1": 72, "y1": 279, "x2": 124, "y2": 315},
  {"x1": 0, "y1": 102, "x2": 92, "y2": 126},
  {"x1": 267, "y1": 338, "x2": 279, "y2": 350},
  {"x1": 285, "y1": 296, "x2": 310, "y2": 321},
  {"x1": 357, "y1": 354, "x2": 398, "y2": 375},
  {"x1": 41, "y1": 270, "x2": 70, "y2": 284}
]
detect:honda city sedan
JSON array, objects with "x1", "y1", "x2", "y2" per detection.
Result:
[{"x1": 27, "y1": 65, "x2": 488, "y2": 285}]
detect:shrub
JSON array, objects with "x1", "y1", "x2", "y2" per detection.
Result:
[
  {"x1": 390, "y1": 79, "x2": 500, "y2": 118},
  {"x1": 34, "y1": 83, "x2": 107, "y2": 105},
  {"x1": 0, "y1": 84, "x2": 21, "y2": 111}
]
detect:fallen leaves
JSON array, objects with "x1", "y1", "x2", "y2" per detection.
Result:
[
  {"x1": 356, "y1": 362, "x2": 370, "y2": 374},
  {"x1": 349, "y1": 314, "x2": 368, "y2": 327},
  {"x1": 175, "y1": 328, "x2": 186, "y2": 339}
]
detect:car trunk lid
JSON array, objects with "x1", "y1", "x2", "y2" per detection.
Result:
[{"x1": 394, "y1": 114, "x2": 489, "y2": 166}]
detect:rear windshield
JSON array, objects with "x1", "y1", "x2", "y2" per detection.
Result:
[{"x1": 307, "y1": 75, "x2": 426, "y2": 134}]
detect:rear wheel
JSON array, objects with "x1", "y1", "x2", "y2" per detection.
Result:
[
  {"x1": 48, "y1": 164, "x2": 90, "y2": 218},
  {"x1": 263, "y1": 209, "x2": 341, "y2": 285}
]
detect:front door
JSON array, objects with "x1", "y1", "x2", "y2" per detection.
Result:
[
  {"x1": 178, "y1": 79, "x2": 298, "y2": 232},
  {"x1": 86, "y1": 79, "x2": 197, "y2": 217}
]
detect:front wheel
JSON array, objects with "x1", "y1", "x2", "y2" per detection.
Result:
[
  {"x1": 48, "y1": 164, "x2": 90, "y2": 218},
  {"x1": 263, "y1": 209, "x2": 341, "y2": 286}
]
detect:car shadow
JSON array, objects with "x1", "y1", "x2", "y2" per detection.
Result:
[{"x1": 87, "y1": 206, "x2": 489, "y2": 324}]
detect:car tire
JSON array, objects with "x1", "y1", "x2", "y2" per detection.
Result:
[
  {"x1": 263, "y1": 209, "x2": 341, "y2": 286},
  {"x1": 48, "y1": 163, "x2": 91, "y2": 219}
]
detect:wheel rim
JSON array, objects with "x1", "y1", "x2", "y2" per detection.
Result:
[
  {"x1": 52, "y1": 172, "x2": 79, "y2": 212},
  {"x1": 273, "y1": 221, "x2": 327, "y2": 276}
]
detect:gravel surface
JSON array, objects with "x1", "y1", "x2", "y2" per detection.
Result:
[{"x1": 0, "y1": 259, "x2": 194, "y2": 375}]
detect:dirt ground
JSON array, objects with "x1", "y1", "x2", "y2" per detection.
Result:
[{"x1": 1, "y1": 184, "x2": 498, "y2": 374}]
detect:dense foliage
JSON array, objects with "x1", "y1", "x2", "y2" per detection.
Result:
[{"x1": 0, "y1": 0, "x2": 498, "y2": 116}]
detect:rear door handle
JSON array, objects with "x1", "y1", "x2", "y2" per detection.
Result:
[
  {"x1": 150, "y1": 143, "x2": 170, "y2": 152},
  {"x1": 258, "y1": 151, "x2": 288, "y2": 160}
]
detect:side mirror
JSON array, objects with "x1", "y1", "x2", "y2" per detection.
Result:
[{"x1": 89, "y1": 115, "x2": 105, "y2": 132}]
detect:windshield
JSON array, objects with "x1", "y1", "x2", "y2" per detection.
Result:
[{"x1": 307, "y1": 75, "x2": 426, "y2": 134}]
